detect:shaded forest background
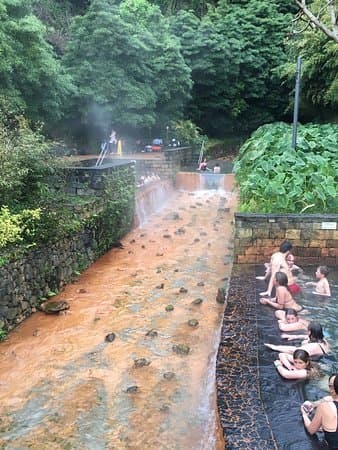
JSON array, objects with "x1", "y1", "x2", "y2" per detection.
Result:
[{"x1": 0, "y1": 0, "x2": 337, "y2": 149}]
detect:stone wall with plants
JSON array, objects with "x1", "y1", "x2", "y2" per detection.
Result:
[
  {"x1": 0, "y1": 164, "x2": 136, "y2": 334},
  {"x1": 234, "y1": 213, "x2": 338, "y2": 265}
]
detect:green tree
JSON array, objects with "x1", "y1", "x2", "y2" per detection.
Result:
[
  {"x1": 171, "y1": 0, "x2": 291, "y2": 136},
  {"x1": 279, "y1": 31, "x2": 338, "y2": 115},
  {"x1": 0, "y1": 0, "x2": 72, "y2": 127},
  {"x1": 63, "y1": 0, "x2": 191, "y2": 144},
  {"x1": 0, "y1": 115, "x2": 63, "y2": 207},
  {"x1": 292, "y1": 0, "x2": 338, "y2": 44}
]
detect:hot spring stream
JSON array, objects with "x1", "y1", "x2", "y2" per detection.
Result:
[{"x1": 0, "y1": 186, "x2": 236, "y2": 449}]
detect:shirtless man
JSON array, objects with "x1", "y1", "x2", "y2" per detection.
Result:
[
  {"x1": 306, "y1": 265, "x2": 331, "y2": 296},
  {"x1": 259, "y1": 241, "x2": 293, "y2": 297}
]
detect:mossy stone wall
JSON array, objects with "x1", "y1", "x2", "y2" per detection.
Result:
[{"x1": 0, "y1": 164, "x2": 136, "y2": 332}]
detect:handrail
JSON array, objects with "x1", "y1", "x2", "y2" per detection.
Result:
[{"x1": 95, "y1": 142, "x2": 108, "y2": 167}]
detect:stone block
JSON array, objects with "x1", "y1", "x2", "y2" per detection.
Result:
[
  {"x1": 245, "y1": 247, "x2": 259, "y2": 255},
  {"x1": 252, "y1": 228, "x2": 270, "y2": 238},
  {"x1": 328, "y1": 248, "x2": 338, "y2": 257},
  {"x1": 286, "y1": 229, "x2": 301, "y2": 240},
  {"x1": 241, "y1": 254, "x2": 258, "y2": 263},
  {"x1": 327, "y1": 240, "x2": 338, "y2": 248},
  {"x1": 269, "y1": 230, "x2": 286, "y2": 239},
  {"x1": 298, "y1": 247, "x2": 322, "y2": 257},
  {"x1": 237, "y1": 228, "x2": 252, "y2": 238},
  {"x1": 300, "y1": 257, "x2": 322, "y2": 265},
  {"x1": 309, "y1": 240, "x2": 324, "y2": 248},
  {"x1": 301, "y1": 230, "x2": 317, "y2": 240}
]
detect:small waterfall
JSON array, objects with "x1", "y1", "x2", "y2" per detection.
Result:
[
  {"x1": 134, "y1": 180, "x2": 174, "y2": 227},
  {"x1": 175, "y1": 172, "x2": 235, "y2": 192},
  {"x1": 200, "y1": 173, "x2": 225, "y2": 190}
]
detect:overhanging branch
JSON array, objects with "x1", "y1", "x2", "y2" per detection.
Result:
[{"x1": 295, "y1": 0, "x2": 338, "y2": 43}]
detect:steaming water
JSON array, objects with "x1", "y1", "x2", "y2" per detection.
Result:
[
  {"x1": 0, "y1": 182, "x2": 236, "y2": 449},
  {"x1": 134, "y1": 180, "x2": 174, "y2": 227}
]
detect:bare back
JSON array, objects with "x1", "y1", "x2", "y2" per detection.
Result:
[{"x1": 276, "y1": 286, "x2": 302, "y2": 311}]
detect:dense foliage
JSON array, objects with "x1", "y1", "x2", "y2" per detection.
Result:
[
  {"x1": 62, "y1": 0, "x2": 191, "y2": 144},
  {"x1": 234, "y1": 122, "x2": 338, "y2": 213},
  {"x1": 278, "y1": 31, "x2": 338, "y2": 116},
  {"x1": 171, "y1": 1, "x2": 291, "y2": 135},
  {"x1": 0, "y1": 0, "x2": 73, "y2": 128}
]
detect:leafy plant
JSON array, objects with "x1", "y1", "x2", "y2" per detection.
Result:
[
  {"x1": 234, "y1": 122, "x2": 338, "y2": 213},
  {"x1": 0, "y1": 329, "x2": 7, "y2": 342},
  {"x1": 171, "y1": 120, "x2": 206, "y2": 149}
]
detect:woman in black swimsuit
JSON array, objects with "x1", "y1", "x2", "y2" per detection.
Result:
[
  {"x1": 265, "y1": 321, "x2": 330, "y2": 357},
  {"x1": 301, "y1": 374, "x2": 338, "y2": 449}
]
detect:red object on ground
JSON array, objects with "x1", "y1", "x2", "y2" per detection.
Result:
[{"x1": 151, "y1": 145, "x2": 162, "y2": 152}]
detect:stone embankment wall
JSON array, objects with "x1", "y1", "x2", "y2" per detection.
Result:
[
  {"x1": 135, "y1": 147, "x2": 196, "y2": 181},
  {"x1": 0, "y1": 164, "x2": 136, "y2": 332},
  {"x1": 234, "y1": 213, "x2": 338, "y2": 265}
]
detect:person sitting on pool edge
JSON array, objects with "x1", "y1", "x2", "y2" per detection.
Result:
[
  {"x1": 274, "y1": 349, "x2": 315, "y2": 380},
  {"x1": 259, "y1": 240, "x2": 293, "y2": 297},
  {"x1": 276, "y1": 308, "x2": 309, "y2": 332},
  {"x1": 260, "y1": 272, "x2": 303, "y2": 313},
  {"x1": 198, "y1": 158, "x2": 209, "y2": 171},
  {"x1": 301, "y1": 374, "x2": 338, "y2": 449},
  {"x1": 306, "y1": 265, "x2": 331, "y2": 297},
  {"x1": 265, "y1": 321, "x2": 329, "y2": 357}
]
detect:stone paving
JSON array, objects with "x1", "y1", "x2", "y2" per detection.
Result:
[{"x1": 216, "y1": 264, "x2": 277, "y2": 449}]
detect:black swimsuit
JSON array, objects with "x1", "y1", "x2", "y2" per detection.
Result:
[{"x1": 324, "y1": 401, "x2": 338, "y2": 449}]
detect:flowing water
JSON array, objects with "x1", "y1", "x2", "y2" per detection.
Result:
[{"x1": 0, "y1": 183, "x2": 236, "y2": 450}]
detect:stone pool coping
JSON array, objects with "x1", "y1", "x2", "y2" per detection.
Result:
[{"x1": 216, "y1": 264, "x2": 277, "y2": 449}]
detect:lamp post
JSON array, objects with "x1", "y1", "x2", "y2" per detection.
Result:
[
  {"x1": 166, "y1": 126, "x2": 169, "y2": 145},
  {"x1": 292, "y1": 55, "x2": 302, "y2": 149}
]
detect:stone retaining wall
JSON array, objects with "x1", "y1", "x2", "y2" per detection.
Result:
[
  {"x1": 135, "y1": 147, "x2": 196, "y2": 181},
  {"x1": 0, "y1": 164, "x2": 136, "y2": 332},
  {"x1": 234, "y1": 213, "x2": 338, "y2": 265},
  {"x1": 135, "y1": 159, "x2": 177, "y2": 181}
]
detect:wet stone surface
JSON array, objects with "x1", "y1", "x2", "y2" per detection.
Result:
[{"x1": 216, "y1": 265, "x2": 276, "y2": 449}]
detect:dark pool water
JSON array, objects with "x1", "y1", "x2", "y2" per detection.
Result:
[
  {"x1": 217, "y1": 264, "x2": 338, "y2": 449},
  {"x1": 258, "y1": 266, "x2": 338, "y2": 450}
]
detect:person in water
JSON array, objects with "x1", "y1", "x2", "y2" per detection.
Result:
[
  {"x1": 306, "y1": 265, "x2": 331, "y2": 297},
  {"x1": 274, "y1": 348, "x2": 314, "y2": 380},
  {"x1": 285, "y1": 254, "x2": 302, "y2": 294},
  {"x1": 213, "y1": 163, "x2": 221, "y2": 174},
  {"x1": 198, "y1": 158, "x2": 208, "y2": 171},
  {"x1": 301, "y1": 374, "x2": 338, "y2": 449},
  {"x1": 259, "y1": 241, "x2": 293, "y2": 297},
  {"x1": 265, "y1": 321, "x2": 329, "y2": 357},
  {"x1": 260, "y1": 272, "x2": 303, "y2": 313},
  {"x1": 276, "y1": 308, "x2": 309, "y2": 332}
]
